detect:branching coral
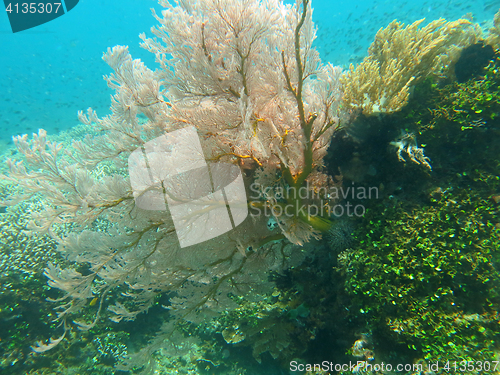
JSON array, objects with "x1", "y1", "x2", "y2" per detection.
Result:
[
  {"x1": 1, "y1": 0, "x2": 344, "y2": 369},
  {"x1": 486, "y1": 8, "x2": 500, "y2": 50},
  {"x1": 3, "y1": 2, "x2": 500, "y2": 373},
  {"x1": 341, "y1": 18, "x2": 482, "y2": 115}
]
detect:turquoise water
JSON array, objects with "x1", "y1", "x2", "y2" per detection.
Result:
[{"x1": 0, "y1": 0, "x2": 495, "y2": 143}]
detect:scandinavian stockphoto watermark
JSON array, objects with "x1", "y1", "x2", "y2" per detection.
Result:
[
  {"x1": 248, "y1": 181, "x2": 379, "y2": 219},
  {"x1": 128, "y1": 127, "x2": 377, "y2": 248},
  {"x1": 289, "y1": 360, "x2": 451, "y2": 373}
]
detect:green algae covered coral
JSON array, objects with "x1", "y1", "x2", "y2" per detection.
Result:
[
  {"x1": 338, "y1": 55, "x2": 500, "y2": 365},
  {"x1": 342, "y1": 184, "x2": 500, "y2": 361}
]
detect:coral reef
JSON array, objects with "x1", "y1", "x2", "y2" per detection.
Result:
[
  {"x1": 1, "y1": 1, "x2": 500, "y2": 374},
  {"x1": 486, "y1": 9, "x2": 500, "y2": 50},
  {"x1": 341, "y1": 18, "x2": 481, "y2": 115},
  {"x1": 1, "y1": 0, "x2": 343, "y2": 372},
  {"x1": 338, "y1": 53, "x2": 500, "y2": 368}
]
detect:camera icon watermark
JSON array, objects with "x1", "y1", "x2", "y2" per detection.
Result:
[{"x1": 128, "y1": 126, "x2": 248, "y2": 248}]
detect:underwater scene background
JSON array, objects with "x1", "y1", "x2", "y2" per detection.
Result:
[
  {"x1": 1, "y1": 0, "x2": 500, "y2": 374},
  {"x1": 0, "y1": 0, "x2": 497, "y2": 146}
]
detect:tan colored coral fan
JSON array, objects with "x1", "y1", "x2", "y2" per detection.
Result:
[{"x1": 342, "y1": 18, "x2": 482, "y2": 115}]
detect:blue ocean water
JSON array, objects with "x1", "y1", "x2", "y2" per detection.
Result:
[{"x1": 0, "y1": 0, "x2": 496, "y2": 145}]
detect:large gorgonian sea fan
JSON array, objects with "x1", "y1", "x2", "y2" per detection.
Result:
[{"x1": 1, "y1": 0, "x2": 344, "y2": 363}]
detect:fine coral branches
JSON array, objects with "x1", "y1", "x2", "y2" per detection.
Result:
[
  {"x1": 2, "y1": 0, "x2": 344, "y2": 361},
  {"x1": 4, "y1": 0, "x2": 495, "y2": 370},
  {"x1": 486, "y1": 9, "x2": 500, "y2": 50},
  {"x1": 342, "y1": 18, "x2": 482, "y2": 115}
]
